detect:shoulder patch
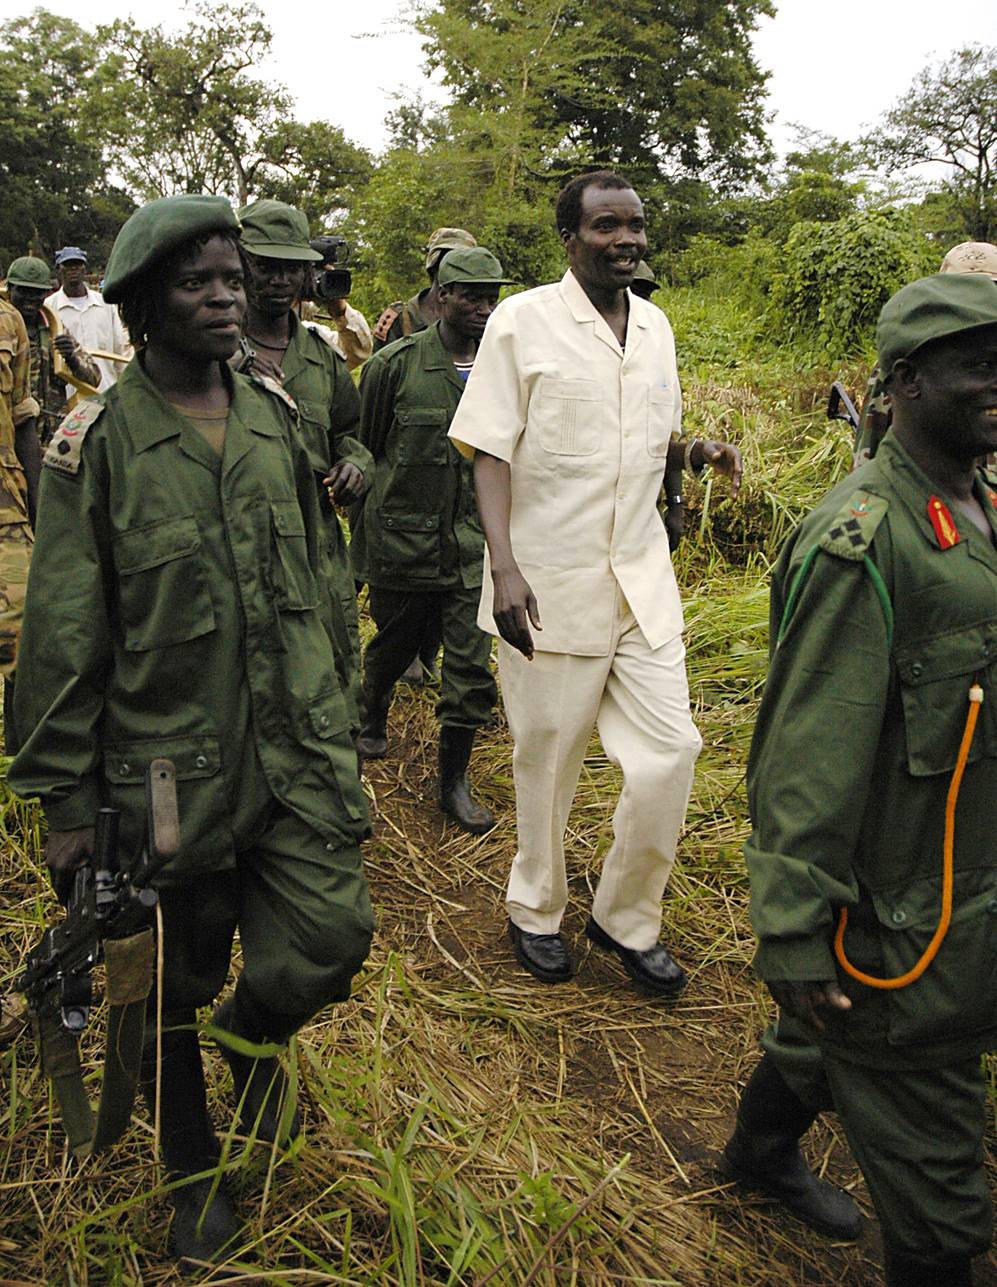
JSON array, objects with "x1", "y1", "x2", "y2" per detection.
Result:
[
  {"x1": 373, "y1": 303, "x2": 402, "y2": 342},
  {"x1": 43, "y1": 399, "x2": 104, "y2": 476},
  {"x1": 818, "y1": 490, "x2": 889, "y2": 561},
  {"x1": 250, "y1": 372, "x2": 299, "y2": 418}
]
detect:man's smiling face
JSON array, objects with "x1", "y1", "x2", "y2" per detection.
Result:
[{"x1": 562, "y1": 185, "x2": 647, "y2": 296}]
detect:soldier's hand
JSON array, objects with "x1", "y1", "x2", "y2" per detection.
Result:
[
  {"x1": 53, "y1": 333, "x2": 77, "y2": 359},
  {"x1": 492, "y1": 566, "x2": 541, "y2": 660},
  {"x1": 702, "y1": 440, "x2": 743, "y2": 500},
  {"x1": 324, "y1": 460, "x2": 365, "y2": 505},
  {"x1": 767, "y1": 979, "x2": 852, "y2": 1032},
  {"x1": 45, "y1": 827, "x2": 95, "y2": 905}
]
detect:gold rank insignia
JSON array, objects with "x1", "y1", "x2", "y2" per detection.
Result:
[{"x1": 927, "y1": 496, "x2": 960, "y2": 549}]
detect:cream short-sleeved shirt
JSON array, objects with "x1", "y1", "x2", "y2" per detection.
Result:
[
  {"x1": 449, "y1": 270, "x2": 684, "y2": 656},
  {"x1": 46, "y1": 287, "x2": 133, "y2": 391}
]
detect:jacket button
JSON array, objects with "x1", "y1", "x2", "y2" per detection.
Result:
[
  {"x1": 119, "y1": 762, "x2": 130, "y2": 775},
  {"x1": 194, "y1": 754, "x2": 208, "y2": 768},
  {"x1": 910, "y1": 663, "x2": 923, "y2": 677},
  {"x1": 987, "y1": 899, "x2": 997, "y2": 914},
  {"x1": 891, "y1": 908, "x2": 906, "y2": 924},
  {"x1": 319, "y1": 715, "x2": 329, "y2": 728}
]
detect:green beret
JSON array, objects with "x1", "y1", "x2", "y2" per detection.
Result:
[
  {"x1": 103, "y1": 195, "x2": 240, "y2": 304},
  {"x1": 436, "y1": 247, "x2": 514, "y2": 287},
  {"x1": 877, "y1": 273, "x2": 997, "y2": 376},
  {"x1": 6, "y1": 256, "x2": 52, "y2": 290},
  {"x1": 238, "y1": 199, "x2": 321, "y2": 262}
]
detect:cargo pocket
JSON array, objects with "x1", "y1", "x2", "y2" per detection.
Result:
[
  {"x1": 0, "y1": 337, "x2": 15, "y2": 394},
  {"x1": 896, "y1": 626, "x2": 997, "y2": 775},
  {"x1": 307, "y1": 690, "x2": 367, "y2": 824},
  {"x1": 534, "y1": 377, "x2": 601, "y2": 456},
  {"x1": 871, "y1": 873, "x2": 997, "y2": 1046},
  {"x1": 270, "y1": 499, "x2": 318, "y2": 610},
  {"x1": 112, "y1": 516, "x2": 216, "y2": 651},
  {"x1": 102, "y1": 735, "x2": 228, "y2": 876},
  {"x1": 377, "y1": 511, "x2": 440, "y2": 576},
  {"x1": 393, "y1": 408, "x2": 449, "y2": 464},
  {"x1": 646, "y1": 386, "x2": 676, "y2": 457}
]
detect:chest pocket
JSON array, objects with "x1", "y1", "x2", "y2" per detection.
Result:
[
  {"x1": 533, "y1": 378, "x2": 601, "y2": 456},
  {"x1": 270, "y1": 499, "x2": 318, "y2": 611},
  {"x1": 113, "y1": 515, "x2": 216, "y2": 651},
  {"x1": 896, "y1": 625, "x2": 997, "y2": 775},
  {"x1": 647, "y1": 386, "x2": 676, "y2": 458},
  {"x1": 393, "y1": 407, "x2": 449, "y2": 465}
]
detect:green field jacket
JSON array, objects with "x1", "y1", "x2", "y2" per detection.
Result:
[
  {"x1": 350, "y1": 323, "x2": 484, "y2": 592},
  {"x1": 746, "y1": 432, "x2": 997, "y2": 1067},
  {"x1": 9, "y1": 358, "x2": 369, "y2": 883}
]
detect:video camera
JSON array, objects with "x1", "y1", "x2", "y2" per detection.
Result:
[{"x1": 309, "y1": 235, "x2": 352, "y2": 302}]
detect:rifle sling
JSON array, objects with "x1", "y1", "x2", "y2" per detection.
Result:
[{"x1": 35, "y1": 1008, "x2": 95, "y2": 1154}]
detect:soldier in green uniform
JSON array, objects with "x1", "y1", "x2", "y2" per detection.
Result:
[
  {"x1": 852, "y1": 240, "x2": 997, "y2": 466},
  {"x1": 723, "y1": 273, "x2": 997, "y2": 1286},
  {"x1": 352, "y1": 247, "x2": 512, "y2": 834},
  {"x1": 9, "y1": 195, "x2": 374, "y2": 1271},
  {"x1": 236, "y1": 199, "x2": 372, "y2": 717},
  {"x1": 5, "y1": 256, "x2": 100, "y2": 445}
]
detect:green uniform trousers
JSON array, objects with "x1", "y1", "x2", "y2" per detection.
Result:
[
  {"x1": 365, "y1": 584, "x2": 496, "y2": 729},
  {"x1": 764, "y1": 1016, "x2": 993, "y2": 1262},
  {"x1": 153, "y1": 802, "x2": 374, "y2": 1042}
]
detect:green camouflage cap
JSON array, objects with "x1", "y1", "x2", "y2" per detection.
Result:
[
  {"x1": 632, "y1": 259, "x2": 660, "y2": 290},
  {"x1": 102, "y1": 195, "x2": 241, "y2": 303},
  {"x1": 877, "y1": 273, "x2": 997, "y2": 377},
  {"x1": 5, "y1": 256, "x2": 52, "y2": 290},
  {"x1": 238, "y1": 199, "x2": 322, "y2": 262},
  {"x1": 424, "y1": 227, "x2": 476, "y2": 271},
  {"x1": 436, "y1": 246, "x2": 515, "y2": 288}
]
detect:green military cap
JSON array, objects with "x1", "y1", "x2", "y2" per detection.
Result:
[
  {"x1": 6, "y1": 256, "x2": 52, "y2": 290},
  {"x1": 424, "y1": 227, "x2": 476, "y2": 271},
  {"x1": 102, "y1": 195, "x2": 240, "y2": 304},
  {"x1": 632, "y1": 259, "x2": 660, "y2": 291},
  {"x1": 877, "y1": 273, "x2": 997, "y2": 377},
  {"x1": 238, "y1": 199, "x2": 322, "y2": 262},
  {"x1": 436, "y1": 246, "x2": 515, "y2": 288}
]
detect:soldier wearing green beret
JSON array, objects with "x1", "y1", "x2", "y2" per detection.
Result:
[
  {"x1": 723, "y1": 273, "x2": 997, "y2": 1285},
  {"x1": 236, "y1": 198, "x2": 373, "y2": 718},
  {"x1": 8, "y1": 195, "x2": 374, "y2": 1271},
  {"x1": 352, "y1": 247, "x2": 512, "y2": 833},
  {"x1": 5, "y1": 255, "x2": 101, "y2": 446}
]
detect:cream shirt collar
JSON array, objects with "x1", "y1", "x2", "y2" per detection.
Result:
[
  {"x1": 557, "y1": 269, "x2": 649, "y2": 357},
  {"x1": 48, "y1": 286, "x2": 102, "y2": 311}
]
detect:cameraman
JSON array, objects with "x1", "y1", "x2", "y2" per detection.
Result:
[{"x1": 302, "y1": 234, "x2": 372, "y2": 371}]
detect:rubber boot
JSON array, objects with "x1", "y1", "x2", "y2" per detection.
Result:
[
  {"x1": 720, "y1": 1055, "x2": 861, "y2": 1240},
  {"x1": 355, "y1": 684, "x2": 391, "y2": 760},
  {"x1": 139, "y1": 1013, "x2": 242, "y2": 1269},
  {"x1": 213, "y1": 985, "x2": 301, "y2": 1148},
  {"x1": 439, "y1": 725, "x2": 495, "y2": 835},
  {"x1": 883, "y1": 1242, "x2": 974, "y2": 1287}
]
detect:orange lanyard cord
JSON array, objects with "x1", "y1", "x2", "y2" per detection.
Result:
[{"x1": 833, "y1": 682, "x2": 983, "y2": 990}]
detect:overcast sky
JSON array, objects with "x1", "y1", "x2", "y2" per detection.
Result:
[{"x1": 4, "y1": 0, "x2": 995, "y2": 157}]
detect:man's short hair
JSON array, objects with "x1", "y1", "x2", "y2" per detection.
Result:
[{"x1": 555, "y1": 171, "x2": 636, "y2": 235}]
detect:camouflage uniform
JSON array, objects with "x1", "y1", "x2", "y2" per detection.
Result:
[
  {"x1": 852, "y1": 366, "x2": 890, "y2": 467},
  {"x1": 0, "y1": 299, "x2": 36, "y2": 676}
]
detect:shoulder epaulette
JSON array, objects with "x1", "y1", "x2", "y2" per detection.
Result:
[
  {"x1": 250, "y1": 372, "x2": 299, "y2": 418},
  {"x1": 373, "y1": 302, "x2": 402, "y2": 342},
  {"x1": 818, "y1": 490, "x2": 889, "y2": 561},
  {"x1": 43, "y1": 399, "x2": 104, "y2": 476}
]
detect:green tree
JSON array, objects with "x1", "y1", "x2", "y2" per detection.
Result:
[{"x1": 864, "y1": 46, "x2": 997, "y2": 242}]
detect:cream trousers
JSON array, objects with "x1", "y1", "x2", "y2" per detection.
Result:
[{"x1": 498, "y1": 597, "x2": 701, "y2": 950}]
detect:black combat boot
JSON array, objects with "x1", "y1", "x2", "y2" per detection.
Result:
[
  {"x1": 355, "y1": 684, "x2": 392, "y2": 759},
  {"x1": 213, "y1": 985, "x2": 301, "y2": 1148},
  {"x1": 140, "y1": 1013, "x2": 242, "y2": 1269},
  {"x1": 883, "y1": 1242, "x2": 974, "y2": 1287},
  {"x1": 720, "y1": 1055, "x2": 861, "y2": 1240},
  {"x1": 439, "y1": 724, "x2": 495, "y2": 835}
]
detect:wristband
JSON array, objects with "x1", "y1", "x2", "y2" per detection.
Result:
[{"x1": 683, "y1": 437, "x2": 704, "y2": 476}]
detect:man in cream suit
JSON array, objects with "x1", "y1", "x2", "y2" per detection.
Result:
[{"x1": 449, "y1": 171, "x2": 741, "y2": 992}]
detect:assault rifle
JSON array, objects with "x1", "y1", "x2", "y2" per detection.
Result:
[
  {"x1": 17, "y1": 759, "x2": 180, "y2": 1155},
  {"x1": 827, "y1": 381, "x2": 860, "y2": 435}
]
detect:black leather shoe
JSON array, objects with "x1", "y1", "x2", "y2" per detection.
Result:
[
  {"x1": 507, "y1": 920, "x2": 574, "y2": 982},
  {"x1": 584, "y1": 917, "x2": 687, "y2": 996}
]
